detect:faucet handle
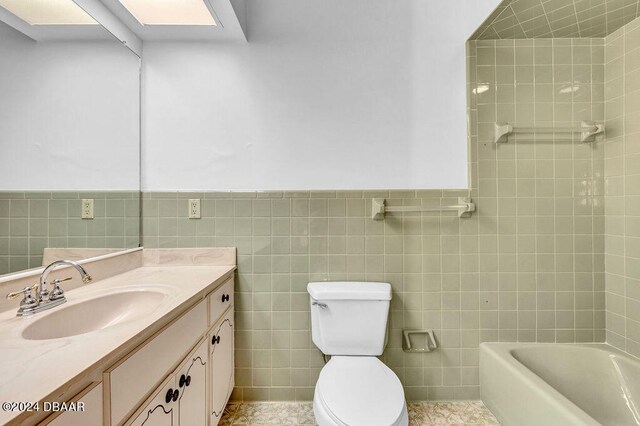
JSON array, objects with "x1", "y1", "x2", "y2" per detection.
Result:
[
  {"x1": 6, "y1": 284, "x2": 37, "y2": 300},
  {"x1": 50, "y1": 277, "x2": 72, "y2": 286},
  {"x1": 6, "y1": 285, "x2": 38, "y2": 309},
  {"x1": 50, "y1": 277, "x2": 72, "y2": 301}
]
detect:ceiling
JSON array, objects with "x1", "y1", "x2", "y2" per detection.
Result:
[{"x1": 471, "y1": 0, "x2": 640, "y2": 39}]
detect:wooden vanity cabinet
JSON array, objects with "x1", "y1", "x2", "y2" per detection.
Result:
[{"x1": 102, "y1": 274, "x2": 234, "y2": 426}]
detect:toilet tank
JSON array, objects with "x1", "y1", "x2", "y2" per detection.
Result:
[{"x1": 308, "y1": 281, "x2": 391, "y2": 356}]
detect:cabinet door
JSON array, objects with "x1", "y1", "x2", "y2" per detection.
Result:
[
  {"x1": 209, "y1": 309, "x2": 234, "y2": 426},
  {"x1": 127, "y1": 376, "x2": 178, "y2": 426},
  {"x1": 177, "y1": 339, "x2": 208, "y2": 426}
]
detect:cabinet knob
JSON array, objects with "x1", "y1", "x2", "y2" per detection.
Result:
[
  {"x1": 165, "y1": 389, "x2": 174, "y2": 404},
  {"x1": 172, "y1": 389, "x2": 179, "y2": 402},
  {"x1": 212, "y1": 335, "x2": 220, "y2": 345},
  {"x1": 186, "y1": 375, "x2": 191, "y2": 386},
  {"x1": 221, "y1": 294, "x2": 230, "y2": 303},
  {"x1": 179, "y1": 374, "x2": 186, "y2": 388}
]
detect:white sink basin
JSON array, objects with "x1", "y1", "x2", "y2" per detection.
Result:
[{"x1": 21, "y1": 290, "x2": 168, "y2": 340}]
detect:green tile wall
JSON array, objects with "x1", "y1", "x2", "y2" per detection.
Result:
[
  {"x1": 471, "y1": 0, "x2": 640, "y2": 40},
  {"x1": 469, "y1": 39, "x2": 607, "y2": 353},
  {"x1": 604, "y1": 17, "x2": 640, "y2": 357},
  {"x1": 0, "y1": 191, "x2": 141, "y2": 275},
  {"x1": 141, "y1": 38, "x2": 609, "y2": 403}
]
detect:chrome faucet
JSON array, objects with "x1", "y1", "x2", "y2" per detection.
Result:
[
  {"x1": 6, "y1": 260, "x2": 93, "y2": 316},
  {"x1": 39, "y1": 260, "x2": 92, "y2": 302}
]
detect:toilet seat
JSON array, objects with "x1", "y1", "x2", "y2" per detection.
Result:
[{"x1": 315, "y1": 356, "x2": 407, "y2": 426}]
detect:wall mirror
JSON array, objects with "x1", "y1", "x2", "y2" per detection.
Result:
[{"x1": 0, "y1": 1, "x2": 141, "y2": 276}]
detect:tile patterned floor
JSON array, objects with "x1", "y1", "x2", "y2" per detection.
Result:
[{"x1": 220, "y1": 401, "x2": 500, "y2": 425}]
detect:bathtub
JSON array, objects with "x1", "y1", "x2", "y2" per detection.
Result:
[{"x1": 480, "y1": 343, "x2": 640, "y2": 426}]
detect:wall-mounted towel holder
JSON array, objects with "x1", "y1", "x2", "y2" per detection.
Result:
[
  {"x1": 372, "y1": 198, "x2": 475, "y2": 220},
  {"x1": 494, "y1": 121, "x2": 604, "y2": 144}
]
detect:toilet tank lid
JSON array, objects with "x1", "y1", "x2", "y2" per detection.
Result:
[{"x1": 307, "y1": 282, "x2": 391, "y2": 301}]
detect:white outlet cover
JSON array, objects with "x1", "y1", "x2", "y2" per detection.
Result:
[
  {"x1": 188, "y1": 198, "x2": 201, "y2": 219},
  {"x1": 81, "y1": 198, "x2": 94, "y2": 219}
]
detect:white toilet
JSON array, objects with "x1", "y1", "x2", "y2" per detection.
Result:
[{"x1": 308, "y1": 281, "x2": 409, "y2": 426}]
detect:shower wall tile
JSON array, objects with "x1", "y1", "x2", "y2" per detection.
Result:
[
  {"x1": 472, "y1": 0, "x2": 640, "y2": 40},
  {"x1": 0, "y1": 191, "x2": 140, "y2": 275},
  {"x1": 469, "y1": 38, "x2": 606, "y2": 346},
  {"x1": 605, "y1": 17, "x2": 640, "y2": 357}
]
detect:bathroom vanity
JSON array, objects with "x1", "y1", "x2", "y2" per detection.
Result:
[{"x1": 0, "y1": 248, "x2": 236, "y2": 426}]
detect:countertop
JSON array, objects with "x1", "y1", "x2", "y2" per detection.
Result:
[{"x1": 0, "y1": 264, "x2": 235, "y2": 425}]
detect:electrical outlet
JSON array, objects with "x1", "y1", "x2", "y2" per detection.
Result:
[
  {"x1": 81, "y1": 199, "x2": 94, "y2": 219},
  {"x1": 188, "y1": 199, "x2": 201, "y2": 219}
]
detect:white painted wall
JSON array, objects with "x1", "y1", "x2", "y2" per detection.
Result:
[
  {"x1": 143, "y1": 0, "x2": 500, "y2": 191},
  {"x1": 0, "y1": 22, "x2": 140, "y2": 190}
]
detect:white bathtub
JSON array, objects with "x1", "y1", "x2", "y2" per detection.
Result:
[{"x1": 480, "y1": 343, "x2": 640, "y2": 426}]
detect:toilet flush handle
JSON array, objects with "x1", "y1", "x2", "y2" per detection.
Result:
[{"x1": 312, "y1": 301, "x2": 328, "y2": 309}]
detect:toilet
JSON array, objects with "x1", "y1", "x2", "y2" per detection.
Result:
[{"x1": 308, "y1": 281, "x2": 409, "y2": 426}]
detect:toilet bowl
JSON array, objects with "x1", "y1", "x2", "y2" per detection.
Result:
[
  {"x1": 313, "y1": 357, "x2": 409, "y2": 426},
  {"x1": 308, "y1": 282, "x2": 408, "y2": 426}
]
